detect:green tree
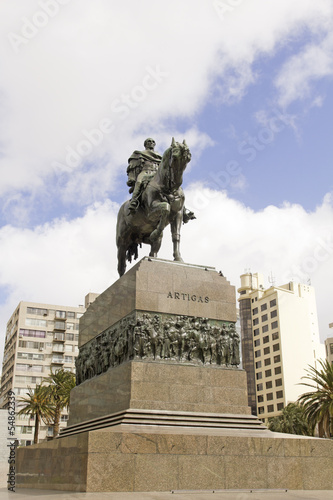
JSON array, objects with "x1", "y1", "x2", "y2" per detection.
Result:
[
  {"x1": 17, "y1": 385, "x2": 55, "y2": 444},
  {"x1": 297, "y1": 359, "x2": 333, "y2": 438},
  {"x1": 43, "y1": 369, "x2": 75, "y2": 438},
  {"x1": 268, "y1": 402, "x2": 313, "y2": 436}
]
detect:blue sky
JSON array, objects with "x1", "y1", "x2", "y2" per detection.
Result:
[{"x1": 0, "y1": 0, "x2": 333, "y2": 362}]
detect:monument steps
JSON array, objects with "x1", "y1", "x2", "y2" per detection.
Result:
[{"x1": 60, "y1": 408, "x2": 268, "y2": 437}]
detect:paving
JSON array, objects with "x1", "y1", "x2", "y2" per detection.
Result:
[{"x1": 0, "y1": 489, "x2": 332, "y2": 500}]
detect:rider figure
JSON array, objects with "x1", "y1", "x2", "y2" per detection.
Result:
[{"x1": 127, "y1": 138, "x2": 162, "y2": 213}]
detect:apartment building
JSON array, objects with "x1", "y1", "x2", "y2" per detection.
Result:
[
  {"x1": 238, "y1": 272, "x2": 325, "y2": 421},
  {"x1": 0, "y1": 300, "x2": 85, "y2": 446}
]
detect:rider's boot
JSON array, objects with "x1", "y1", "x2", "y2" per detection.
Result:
[{"x1": 128, "y1": 182, "x2": 142, "y2": 212}]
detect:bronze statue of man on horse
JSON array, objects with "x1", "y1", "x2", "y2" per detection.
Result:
[{"x1": 116, "y1": 137, "x2": 195, "y2": 276}]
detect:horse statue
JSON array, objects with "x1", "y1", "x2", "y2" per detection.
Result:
[{"x1": 116, "y1": 138, "x2": 192, "y2": 276}]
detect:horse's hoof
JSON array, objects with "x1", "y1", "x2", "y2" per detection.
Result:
[
  {"x1": 150, "y1": 229, "x2": 161, "y2": 242},
  {"x1": 174, "y1": 256, "x2": 184, "y2": 262}
]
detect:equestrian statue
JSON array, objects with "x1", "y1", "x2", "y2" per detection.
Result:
[{"x1": 116, "y1": 137, "x2": 195, "y2": 276}]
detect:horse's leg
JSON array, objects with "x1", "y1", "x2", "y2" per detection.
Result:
[
  {"x1": 171, "y1": 209, "x2": 184, "y2": 262},
  {"x1": 149, "y1": 234, "x2": 163, "y2": 257},
  {"x1": 149, "y1": 201, "x2": 170, "y2": 241}
]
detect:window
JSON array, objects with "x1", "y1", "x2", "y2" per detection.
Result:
[
  {"x1": 252, "y1": 307, "x2": 258, "y2": 315},
  {"x1": 67, "y1": 323, "x2": 74, "y2": 330},
  {"x1": 265, "y1": 369, "x2": 272, "y2": 377},
  {"x1": 330, "y1": 343, "x2": 333, "y2": 354},
  {"x1": 261, "y1": 314, "x2": 268, "y2": 322},
  {"x1": 15, "y1": 376, "x2": 42, "y2": 385},
  {"x1": 267, "y1": 404, "x2": 274, "y2": 413},
  {"x1": 19, "y1": 426, "x2": 33, "y2": 434},
  {"x1": 274, "y1": 355, "x2": 281, "y2": 363},
  {"x1": 64, "y1": 356, "x2": 72, "y2": 363},
  {"x1": 273, "y1": 343, "x2": 280, "y2": 352},
  {"x1": 257, "y1": 383, "x2": 263, "y2": 391},
  {"x1": 17, "y1": 353, "x2": 44, "y2": 360},
  {"x1": 53, "y1": 344, "x2": 64, "y2": 353},
  {"x1": 270, "y1": 299, "x2": 276, "y2": 307},
  {"x1": 266, "y1": 381, "x2": 272, "y2": 389},
  {"x1": 19, "y1": 329, "x2": 46, "y2": 338},
  {"x1": 262, "y1": 325, "x2": 269, "y2": 333},
  {"x1": 52, "y1": 355, "x2": 64, "y2": 364},
  {"x1": 257, "y1": 395, "x2": 264, "y2": 403},
  {"x1": 276, "y1": 390, "x2": 283, "y2": 399},
  {"x1": 258, "y1": 407, "x2": 264, "y2": 414},
  {"x1": 54, "y1": 333, "x2": 65, "y2": 341},
  {"x1": 260, "y1": 304, "x2": 267, "y2": 312},
  {"x1": 255, "y1": 361, "x2": 262, "y2": 369},
  {"x1": 271, "y1": 321, "x2": 278, "y2": 329},
  {"x1": 54, "y1": 321, "x2": 66, "y2": 330},
  {"x1": 254, "y1": 339, "x2": 260, "y2": 347},
  {"x1": 61, "y1": 415, "x2": 69, "y2": 421},
  {"x1": 255, "y1": 350, "x2": 261, "y2": 358},
  {"x1": 263, "y1": 335, "x2": 269, "y2": 344},
  {"x1": 27, "y1": 307, "x2": 48, "y2": 316},
  {"x1": 270, "y1": 310, "x2": 277, "y2": 319},
  {"x1": 263, "y1": 347, "x2": 270, "y2": 355},
  {"x1": 56, "y1": 310, "x2": 66, "y2": 319},
  {"x1": 18, "y1": 341, "x2": 43, "y2": 349},
  {"x1": 67, "y1": 312, "x2": 75, "y2": 319},
  {"x1": 65, "y1": 344, "x2": 73, "y2": 352},
  {"x1": 277, "y1": 403, "x2": 284, "y2": 411},
  {"x1": 275, "y1": 378, "x2": 283, "y2": 387},
  {"x1": 66, "y1": 333, "x2": 74, "y2": 341},
  {"x1": 253, "y1": 318, "x2": 259, "y2": 326},
  {"x1": 16, "y1": 364, "x2": 43, "y2": 372},
  {"x1": 254, "y1": 328, "x2": 259, "y2": 336},
  {"x1": 26, "y1": 318, "x2": 47, "y2": 328},
  {"x1": 272, "y1": 332, "x2": 279, "y2": 341},
  {"x1": 256, "y1": 372, "x2": 262, "y2": 380},
  {"x1": 266, "y1": 392, "x2": 273, "y2": 401},
  {"x1": 274, "y1": 366, "x2": 282, "y2": 375},
  {"x1": 264, "y1": 358, "x2": 271, "y2": 366}
]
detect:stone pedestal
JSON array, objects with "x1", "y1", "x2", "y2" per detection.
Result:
[{"x1": 16, "y1": 258, "x2": 333, "y2": 492}]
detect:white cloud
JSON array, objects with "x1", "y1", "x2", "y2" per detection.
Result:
[
  {"x1": 1, "y1": 189, "x2": 332, "y2": 364},
  {"x1": 0, "y1": 0, "x2": 332, "y2": 201},
  {"x1": 276, "y1": 31, "x2": 333, "y2": 107}
]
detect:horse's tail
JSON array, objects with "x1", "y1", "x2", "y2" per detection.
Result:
[{"x1": 126, "y1": 242, "x2": 142, "y2": 263}]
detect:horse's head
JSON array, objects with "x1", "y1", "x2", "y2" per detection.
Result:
[{"x1": 170, "y1": 137, "x2": 192, "y2": 166}]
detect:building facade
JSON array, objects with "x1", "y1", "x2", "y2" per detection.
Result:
[
  {"x1": 238, "y1": 272, "x2": 325, "y2": 421},
  {"x1": 0, "y1": 301, "x2": 86, "y2": 446},
  {"x1": 325, "y1": 322, "x2": 333, "y2": 364}
]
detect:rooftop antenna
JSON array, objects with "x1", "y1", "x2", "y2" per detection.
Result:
[{"x1": 268, "y1": 270, "x2": 276, "y2": 287}]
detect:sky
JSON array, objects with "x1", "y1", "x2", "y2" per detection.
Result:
[{"x1": 0, "y1": 0, "x2": 333, "y2": 365}]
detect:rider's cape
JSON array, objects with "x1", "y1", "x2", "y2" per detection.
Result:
[{"x1": 127, "y1": 150, "x2": 162, "y2": 176}]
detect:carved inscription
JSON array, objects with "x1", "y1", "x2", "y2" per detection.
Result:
[
  {"x1": 75, "y1": 312, "x2": 240, "y2": 385},
  {"x1": 167, "y1": 292, "x2": 209, "y2": 303}
]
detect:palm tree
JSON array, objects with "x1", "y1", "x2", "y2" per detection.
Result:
[
  {"x1": 297, "y1": 359, "x2": 333, "y2": 438},
  {"x1": 17, "y1": 385, "x2": 55, "y2": 444},
  {"x1": 43, "y1": 369, "x2": 75, "y2": 438},
  {"x1": 268, "y1": 402, "x2": 313, "y2": 436}
]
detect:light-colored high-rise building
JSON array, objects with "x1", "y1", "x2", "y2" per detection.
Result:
[
  {"x1": 238, "y1": 272, "x2": 325, "y2": 422},
  {"x1": 325, "y1": 322, "x2": 333, "y2": 365},
  {"x1": 0, "y1": 300, "x2": 86, "y2": 446}
]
